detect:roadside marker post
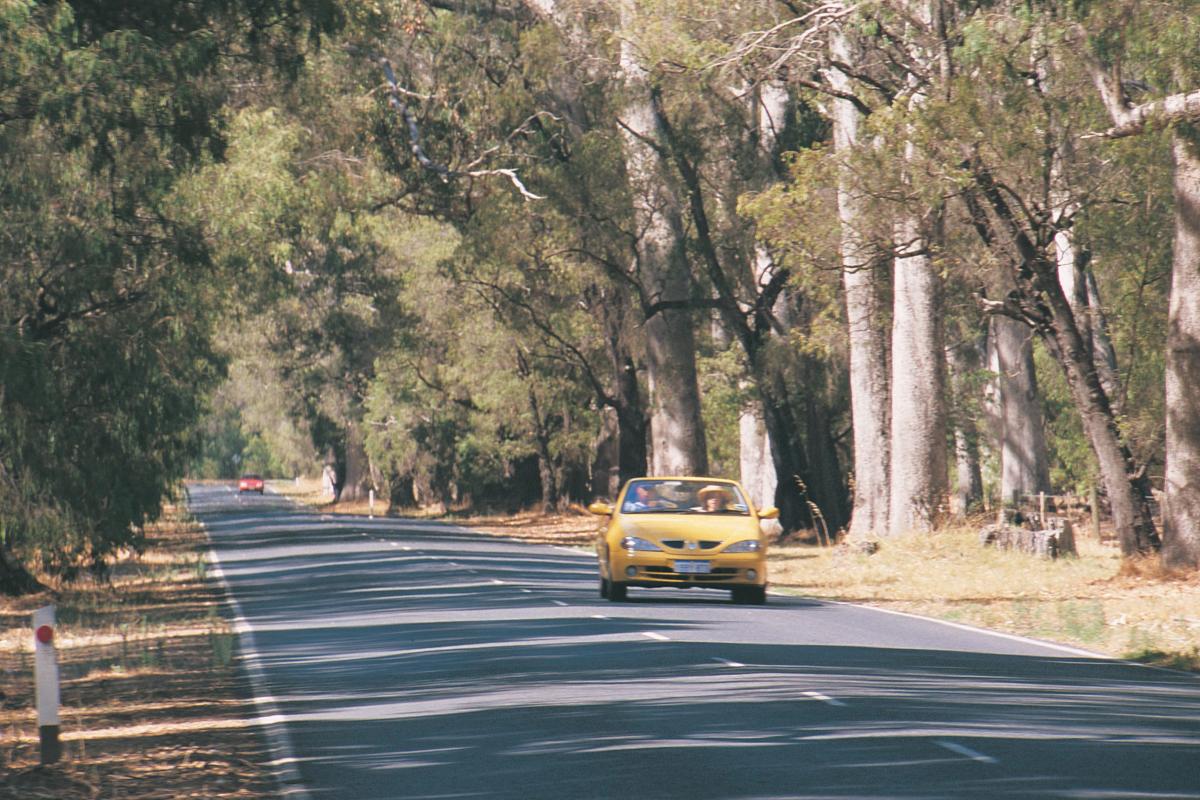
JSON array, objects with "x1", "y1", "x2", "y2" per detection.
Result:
[
  {"x1": 32, "y1": 604, "x2": 62, "y2": 764},
  {"x1": 369, "y1": 489, "x2": 375, "y2": 519}
]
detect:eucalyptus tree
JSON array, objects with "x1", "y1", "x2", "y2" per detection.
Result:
[
  {"x1": 0, "y1": 0, "x2": 341, "y2": 594},
  {"x1": 1075, "y1": 0, "x2": 1200, "y2": 567}
]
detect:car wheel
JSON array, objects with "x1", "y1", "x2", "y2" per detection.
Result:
[
  {"x1": 732, "y1": 586, "x2": 767, "y2": 605},
  {"x1": 599, "y1": 576, "x2": 610, "y2": 599},
  {"x1": 608, "y1": 581, "x2": 628, "y2": 602}
]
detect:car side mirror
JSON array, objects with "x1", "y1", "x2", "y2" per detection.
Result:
[
  {"x1": 587, "y1": 502, "x2": 614, "y2": 516},
  {"x1": 758, "y1": 507, "x2": 780, "y2": 519}
]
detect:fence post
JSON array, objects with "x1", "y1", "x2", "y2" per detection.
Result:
[{"x1": 32, "y1": 605, "x2": 61, "y2": 764}]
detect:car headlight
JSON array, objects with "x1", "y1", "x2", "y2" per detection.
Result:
[
  {"x1": 724, "y1": 540, "x2": 761, "y2": 553},
  {"x1": 621, "y1": 536, "x2": 662, "y2": 551}
]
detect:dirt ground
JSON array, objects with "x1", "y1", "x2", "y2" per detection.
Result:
[{"x1": 0, "y1": 513, "x2": 278, "y2": 800}]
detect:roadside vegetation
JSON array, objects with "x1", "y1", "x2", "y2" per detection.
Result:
[{"x1": 0, "y1": 506, "x2": 276, "y2": 799}]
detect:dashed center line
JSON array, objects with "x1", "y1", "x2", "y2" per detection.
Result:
[
  {"x1": 491, "y1": 579, "x2": 505, "y2": 585},
  {"x1": 642, "y1": 632, "x2": 670, "y2": 641},
  {"x1": 551, "y1": 600, "x2": 568, "y2": 607},
  {"x1": 591, "y1": 614, "x2": 609, "y2": 620},
  {"x1": 803, "y1": 691, "x2": 847, "y2": 707},
  {"x1": 936, "y1": 740, "x2": 998, "y2": 764},
  {"x1": 712, "y1": 657, "x2": 745, "y2": 668}
]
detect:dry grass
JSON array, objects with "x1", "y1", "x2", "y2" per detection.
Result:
[
  {"x1": 0, "y1": 511, "x2": 278, "y2": 799},
  {"x1": 769, "y1": 526, "x2": 1200, "y2": 669}
]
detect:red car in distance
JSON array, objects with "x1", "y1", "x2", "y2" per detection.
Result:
[{"x1": 238, "y1": 474, "x2": 265, "y2": 494}]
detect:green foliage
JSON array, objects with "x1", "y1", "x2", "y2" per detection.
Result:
[{"x1": 0, "y1": 0, "x2": 343, "y2": 591}]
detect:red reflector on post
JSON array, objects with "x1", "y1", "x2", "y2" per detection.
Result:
[{"x1": 36, "y1": 624, "x2": 54, "y2": 644}]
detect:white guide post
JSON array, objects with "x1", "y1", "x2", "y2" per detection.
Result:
[
  {"x1": 32, "y1": 604, "x2": 62, "y2": 763},
  {"x1": 369, "y1": 488, "x2": 375, "y2": 519}
]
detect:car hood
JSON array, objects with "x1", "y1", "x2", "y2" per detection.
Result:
[{"x1": 620, "y1": 514, "x2": 761, "y2": 542}]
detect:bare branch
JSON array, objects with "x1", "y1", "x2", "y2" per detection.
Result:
[{"x1": 379, "y1": 57, "x2": 545, "y2": 200}]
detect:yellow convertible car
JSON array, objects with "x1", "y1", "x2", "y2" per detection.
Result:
[{"x1": 588, "y1": 477, "x2": 778, "y2": 604}]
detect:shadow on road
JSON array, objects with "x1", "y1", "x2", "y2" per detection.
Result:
[{"x1": 191, "y1": 485, "x2": 1200, "y2": 800}]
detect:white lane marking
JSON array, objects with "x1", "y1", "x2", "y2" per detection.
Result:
[
  {"x1": 520, "y1": 589, "x2": 532, "y2": 593},
  {"x1": 390, "y1": 543, "x2": 398, "y2": 547},
  {"x1": 823, "y1": 599, "x2": 1104, "y2": 659},
  {"x1": 492, "y1": 579, "x2": 505, "y2": 585},
  {"x1": 936, "y1": 740, "x2": 998, "y2": 764},
  {"x1": 551, "y1": 600, "x2": 568, "y2": 607},
  {"x1": 713, "y1": 657, "x2": 745, "y2": 668},
  {"x1": 591, "y1": 614, "x2": 609, "y2": 620},
  {"x1": 203, "y1": 528, "x2": 312, "y2": 800},
  {"x1": 642, "y1": 632, "x2": 670, "y2": 641},
  {"x1": 402, "y1": 546, "x2": 412, "y2": 551},
  {"x1": 804, "y1": 691, "x2": 847, "y2": 707}
]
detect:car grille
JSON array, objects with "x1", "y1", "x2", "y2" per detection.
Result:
[
  {"x1": 641, "y1": 566, "x2": 739, "y2": 582},
  {"x1": 660, "y1": 539, "x2": 723, "y2": 551}
]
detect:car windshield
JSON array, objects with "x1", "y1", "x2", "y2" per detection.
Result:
[{"x1": 619, "y1": 480, "x2": 749, "y2": 515}]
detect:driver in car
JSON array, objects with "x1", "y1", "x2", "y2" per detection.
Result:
[{"x1": 624, "y1": 483, "x2": 663, "y2": 511}]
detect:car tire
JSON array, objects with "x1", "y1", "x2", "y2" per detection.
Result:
[
  {"x1": 732, "y1": 586, "x2": 767, "y2": 605},
  {"x1": 608, "y1": 581, "x2": 628, "y2": 602},
  {"x1": 600, "y1": 576, "x2": 610, "y2": 599}
]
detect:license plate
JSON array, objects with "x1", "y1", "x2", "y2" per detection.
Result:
[{"x1": 673, "y1": 560, "x2": 711, "y2": 574}]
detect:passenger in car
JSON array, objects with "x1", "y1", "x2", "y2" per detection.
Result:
[{"x1": 696, "y1": 485, "x2": 729, "y2": 513}]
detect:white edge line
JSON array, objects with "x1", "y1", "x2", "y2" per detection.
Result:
[
  {"x1": 642, "y1": 632, "x2": 670, "y2": 641},
  {"x1": 201, "y1": 518, "x2": 312, "y2": 800},
  {"x1": 551, "y1": 600, "x2": 568, "y2": 607},
  {"x1": 713, "y1": 657, "x2": 745, "y2": 668},
  {"x1": 820, "y1": 598, "x2": 1105, "y2": 659},
  {"x1": 936, "y1": 739, "x2": 999, "y2": 764}
]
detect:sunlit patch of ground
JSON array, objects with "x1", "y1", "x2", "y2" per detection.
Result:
[{"x1": 0, "y1": 514, "x2": 278, "y2": 799}]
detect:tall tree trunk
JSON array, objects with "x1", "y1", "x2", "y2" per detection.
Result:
[
  {"x1": 888, "y1": 210, "x2": 948, "y2": 533},
  {"x1": 992, "y1": 316, "x2": 1050, "y2": 506},
  {"x1": 597, "y1": 288, "x2": 648, "y2": 485},
  {"x1": 1163, "y1": 133, "x2": 1200, "y2": 569},
  {"x1": 831, "y1": 24, "x2": 891, "y2": 538},
  {"x1": 739, "y1": 395, "x2": 776, "y2": 510},
  {"x1": 947, "y1": 333, "x2": 983, "y2": 516},
  {"x1": 616, "y1": 3, "x2": 707, "y2": 476},
  {"x1": 969, "y1": 159, "x2": 1159, "y2": 556},
  {"x1": 338, "y1": 419, "x2": 373, "y2": 503},
  {"x1": 739, "y1": 84, "x2": 788, "y2": 510}
]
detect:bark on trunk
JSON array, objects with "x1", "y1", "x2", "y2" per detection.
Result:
[
  {"x1": 969, "y1": 160, "x2": 1159, "y2": 556},
  {"x1": 1163, "y1": 134, "x2": 1200, "y2": 569},
  {"x1": 947, "y1": 334, "x2": 984, "y2": 515},
  {"x1": 1037, "y1": 288, "x2": 1159, "y2": 556},
  {"x1": 888, "y1": 212, "x2": 949, "y2": 533},
  {"x1": 739, "y1": 393, "x2": 777, "y2": 511},
  {"x1": 831, "y1": 25, "x2": 891, "y2": 538},
  {"x1": 992, "y1": 316, "x2": 1050, "y2": 504},
  {"x1": 338, "y1": 419, "x2": 373, "y2": 503},
  {"x1": 616, "y1": 3, "x2": 707, "y2": 477}
]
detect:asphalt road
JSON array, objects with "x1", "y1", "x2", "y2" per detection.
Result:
[{"x1": 188, "y1": 483, "x2": 1200, "y2": 800}]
